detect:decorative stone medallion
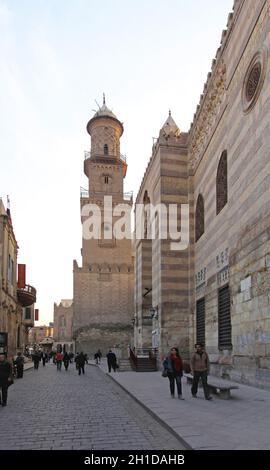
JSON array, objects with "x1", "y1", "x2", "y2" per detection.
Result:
[{"x1": 242, "y1": 47, "x2": 268, "y2": 113}]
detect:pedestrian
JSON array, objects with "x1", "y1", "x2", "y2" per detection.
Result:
[
  {"x1": 76, "y1": 352, "x2": 86, "y2": 375},
  {"x1": 14, "y1": 352, "x2": 24, "y2": 378},
  {"x1": 190, "y1": 343, "x2": 212, "y2": 400},
  {"x1": 94, "y1": 352, "x2": 99, "y2": 365},
  {"x1": 52, "y1": 351, "x2": 57, "y2": 364},
  {"x1": 0, "y1": 353, "x2": 13, "y2": 406},
  {"x1": 32, "y1": 350, "x2": 40, "y2": 370},
  {"x1": 163, "y1": 347, "x2": 184, "y2": 399},
  {"x1": 63, "y1": 352, "x2": 70, "y2": 371},
  {"x1": 97, "y1": 349, "x2": 102, "y2": 363},
  {"x1": 55, "y1": 351, "x2": 63, "y2": 371},
  {"x1": 41, "y1": 352, "x2": 47, "y2": 367},
  {"x1": 75, "y1": 352, "x2": 79, "y2": 369},
  {"x1": 68, "y1": 352, "x2": 74, "y2": 363},
  {"x1": 106, "y1": 350, "x2": 117, "y2": 373}
]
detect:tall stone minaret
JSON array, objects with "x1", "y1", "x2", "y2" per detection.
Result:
[{"x1": 73, "y1": 97, "x2": 134, "y2": 357}]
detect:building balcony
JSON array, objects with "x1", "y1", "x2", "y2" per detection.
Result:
[
  {"x1": 22, "y1": 318, "x2": 34, "y2": 327},
  {"x1": 17, "y1": 284, "x2": 37, "y2": 307}
]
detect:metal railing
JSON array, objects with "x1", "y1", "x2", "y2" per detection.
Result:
[
  {"x1": 129, "y1": 347, "x2": 137, "y2": 370},
  {"x1": 120, "y1": 154, "x2": 127, "y2": 164},
  {"x1": 123, "y1": 191, "x2": 133, "y2": 201},
  {"x1": 129, "y1": 347, "x2": 158, "y2": 371},
  {"x1": 18, "y1": 284, "x2": 36, "y2": 296},
  {"x1": 80, "y1": 187, "x2": 89, "y2": 198},
  {"x1": 84, "y1": 151, "x2": 127, "y2": 163},
  {"x1": 80, "y1": 187, "x2": 133, "y2": 201},
  {"x1": 134, "y1": 347, "x2": 158, "y2": 358}
]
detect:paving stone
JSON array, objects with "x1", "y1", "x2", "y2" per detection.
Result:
[{"x1": 0, "y1": 363, "x2": 185, "y2": 450}]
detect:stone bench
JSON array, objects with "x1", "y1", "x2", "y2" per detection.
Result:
[{"x1": 184, "y1": 373, "x2": 239, "y2": 399}]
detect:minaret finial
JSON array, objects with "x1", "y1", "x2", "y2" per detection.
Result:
[
  {"x1": 103, "y1": 93, "x2": 106, "y2": 105},
  {"x1": 169, "y1": 109, "x2": 171, "y2": 116}
]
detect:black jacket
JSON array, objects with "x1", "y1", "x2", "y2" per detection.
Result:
[
  {"x1": 107, "y1": 352, "x2": 116, "y2": 365},
  {"x1": 75, "y1": 354, "x2": 86, "y2": 366},
  {"x1": 0, "y1": 360, "x2": 12, "y2": 381}
]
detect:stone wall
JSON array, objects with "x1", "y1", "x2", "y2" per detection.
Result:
[
  {"x1": 53, "y1": 299, "x2": 74, "y2": 344},
  {"x1": 189, "y1": 0, "x2": 270, "y2": 387},
  {"x1": 73, "y1": 261, "x2": 134, "y2": 357}
]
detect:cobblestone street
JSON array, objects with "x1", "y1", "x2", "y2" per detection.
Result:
[{"x1": 0, "y1": 363, "x2": 186, "y2": 450}]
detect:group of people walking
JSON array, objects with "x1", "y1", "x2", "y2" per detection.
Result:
[
  {"x1": 163, "y1": 343, "x2": 213, "y2": 400},
  {"x1": 1, "y1": 343, "x2": 212, "y2": 407}
]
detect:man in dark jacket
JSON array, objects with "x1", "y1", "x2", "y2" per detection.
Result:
[
  {"x1": 32, "y1": 351, "x2": 41, "y2": 370},
  {"x1": 75, "y1": 352, "x2": 86, "y2": 375},
  {"x1": 106, "y1": 350, "x2": 117, "y2": 373},
  {"x1": 0, "y1": 353, "x2": 12, "y2": 406},
  {"x1": 14, "y1": 352, "x2": 24, "y2": 378},
  {"x1": 190, "y1": 343, "x2": 212, "y2": 400}
]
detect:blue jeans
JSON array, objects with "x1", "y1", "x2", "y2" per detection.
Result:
[{"x1": 168, "y1": 372, "x2": 182, "y2": 395}]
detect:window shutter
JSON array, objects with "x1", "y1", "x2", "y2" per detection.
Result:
[{"x1": 218, "y1": 286, "x2": 232, "y2": 349}]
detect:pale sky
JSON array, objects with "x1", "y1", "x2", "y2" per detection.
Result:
[{"x1": 0, "y1": 0, "x2": 233, "y2": 325}]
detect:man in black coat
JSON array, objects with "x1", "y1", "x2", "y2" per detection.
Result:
[
  {"x1": 75, "y1": 352, "x2": 86, "y2": 375},
  {"x1": 0, "y1": 353, "x2": 12, "y2": 406},
  {"x1": 106, "y1": 350, "x2": 117, "y2": 373},
  {"x1": 14, "y1": 352, "x2": 24, "y2": 378}
]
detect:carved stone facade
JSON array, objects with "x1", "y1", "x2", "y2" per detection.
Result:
[{"x1": 134, "y1": 0, "x2": 270, "y2": 388}]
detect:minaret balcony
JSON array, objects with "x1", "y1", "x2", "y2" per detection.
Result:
[
  {"x1": 84, "y1": 151, "x2": 127, "y2": 177},
  {"x1": 84, "y1": 150, "x2": 127, "y2": 162},
  {"x1": 17, "y1": 284, "x2": 37, "y2": 307},
  {"x1": 123, "y1": 191, "x2": 133, "y2": 202}
]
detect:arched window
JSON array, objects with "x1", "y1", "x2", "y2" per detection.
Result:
[
  {"x1": 216, "y1": 150, "x2": 228, "y2": 215},
  {"x1": 104, "y1": 176, "x2": 109, "y2": 184},
  {"x1": 143, "y1": 190, "x2": 150, "y2": 238},
  {"x1": 195, "y1": 194, "x2": 205, "y2": 242},
  {"x1": 104, "y1": 144, "x2": 108, "y2": 155},
  {"x1": 99, "y1": 223, "x2": 115, "y2": 247},
  {"x1": 59, "y1": 316, "x2": 66, "y2": 327}
]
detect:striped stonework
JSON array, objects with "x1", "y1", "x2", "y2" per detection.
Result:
[{"x1": 135, "y1": 0, "x2": 270, "y2": 388}]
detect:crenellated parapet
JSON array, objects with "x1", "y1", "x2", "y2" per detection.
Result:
[
  {"x1": 89, "y1": 262, "x2": 134, "y2": 274},
  {"x1": 73, "y1": 259, "x2": 133, "y2": 274}
]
